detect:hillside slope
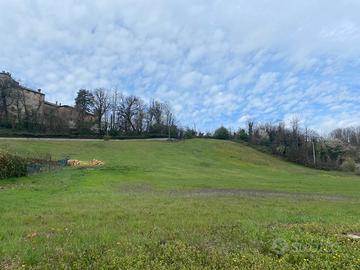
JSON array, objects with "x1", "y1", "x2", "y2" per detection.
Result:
[
  {"x1": 0, "y1": 138, "x2": 358, "y2": 195},
  {"x1": 0, "y1": 139, "x2": 359, "y2": 269}
]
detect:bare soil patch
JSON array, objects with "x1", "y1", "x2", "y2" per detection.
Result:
[
  {"x1": 119, "y1": 183, "x2": 155, "y2": 193},
  {"x1": 116, "y1": 184, "x2": 357, "y2": 202},
  {"x1": 169, "y1": 188, "x2": 356, "y2": 202}
]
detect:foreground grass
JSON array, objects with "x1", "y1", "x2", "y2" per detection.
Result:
[{"x1": 0, "y1": 139, "x2": 359, "y2": 269}]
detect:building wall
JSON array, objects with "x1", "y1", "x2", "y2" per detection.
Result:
[
  {"x1": 43, "y1": 102, "x2": 60, "y2": 128},
  {"x1": 58, "y1": 106, "x2": 96, "y2": 130},
  {"x1": 9, "y1": 89, "x2": 45, "y2": 119},
  {"x1": 0, "y1": 73, "x2": 45, "y2": 124},
  {"x1": 1, "y1": 71, "x2": 96, "y2": 130},
  {"x1": 58, "y1": 106, "x2": 77, "y2": 129}
]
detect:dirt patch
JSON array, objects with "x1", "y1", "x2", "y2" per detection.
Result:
[
  {"x1": 118, "y1": 183, "x2": 155, "y2": 193},
  {"x1": 168, "y1": 188, "x2": 356, "y2": 202},
  {"x1": 114, "y1": 184, "x2": 357, "y2": 202},
  {"x1": 0, "y1": 258, "x2": 21, "y2": 270}
]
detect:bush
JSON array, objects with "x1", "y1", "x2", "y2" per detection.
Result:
[
  {"x1": 0, "y1": 152, "x2": 27, "y2": 179},
  {"x1": 355, "y1": 164, "x2": 360, "y2": 175},
  {"x1": 236, "y1": 128, "x2": 248, "y2": 141},
  {"x1": 183, "y1": 128, "x2": 197, "y2": 139},
  {"x1": 213, "y1": 127, "x2": 230, "y2": 140},
  {"x1": 340, "y1": 158, "x2": 356, "y2": 172},
  {"x1": 103, "y1": 135, "x2": 111, "y2": 141}
]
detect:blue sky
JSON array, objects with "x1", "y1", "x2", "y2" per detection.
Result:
[{"x1": 1, "y1": 0, "x2": 359, "y2": 133}]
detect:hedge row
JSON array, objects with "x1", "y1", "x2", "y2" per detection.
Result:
[
  {"x1": 0, "y1": 132, "x2": 169, "y2": 140},
  {"x1": 0, "y1": 152, "x2": 27, "y2": 179}
]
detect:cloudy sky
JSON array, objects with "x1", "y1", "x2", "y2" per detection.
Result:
[{"x1": 1, "y1": 0, "x2": 359, "y2": 132}]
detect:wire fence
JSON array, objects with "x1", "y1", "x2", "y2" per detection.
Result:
[{"x1": 26, "y1": 157, "x2": 69, "y2": 175}]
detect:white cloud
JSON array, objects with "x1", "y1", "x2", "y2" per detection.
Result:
[{"x1": 0, "y1": 0, "x2": 360, "y2": 131}]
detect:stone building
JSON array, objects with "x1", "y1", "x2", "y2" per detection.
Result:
[{"x1": 0, "y1": 71, "x2": 95, "y2": 129}]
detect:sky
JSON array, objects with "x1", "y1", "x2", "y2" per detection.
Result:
[{"x1": 1, "y1": 0, "x2": 360, "y2": 133}]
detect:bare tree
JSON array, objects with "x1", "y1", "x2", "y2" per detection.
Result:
[
  {"x1": 92, "y1": 88, "x2": 110, "y2": 135},
  {"x1": 21, "y1": 91, "x2": 42, "y2": 125},
  {"x1": 148, "y1": 100, "x2": 163, "y2": 126},
  {"x1": 0, "y1": 73, "x2": 17, "y2": 122},
  {"x1": 117, "y1": 95, "x2": 144, "y2": 134},
  {"x1": 163, "y1": 103, "x2": 175, "y2": 139},
  {"x1": 109, "y1": 90, "x2": 120, "y2": 131}
]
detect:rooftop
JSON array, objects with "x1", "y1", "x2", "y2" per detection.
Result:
[{"x1": 1, "y1": 71, "x2": 44, "y2": 95}]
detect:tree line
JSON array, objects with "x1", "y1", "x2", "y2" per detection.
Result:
[
  {"x1": 0, "y1": 72, "x2": 180, "y2": 137},
  {"x1": 1, "y1": 72, "x2": 359, "y2": 172},
  {"x1": 0, "y1": 72, "x2": 181, "y2": 137},
  {"x1": 74, "y1": 88, "x2": 179, "y2": 138},
  {"x1": 208, "y1": 121, "x2": 360, "y2": 172}
]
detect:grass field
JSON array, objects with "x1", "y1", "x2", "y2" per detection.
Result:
[{"x1": 0, "y1": 139, "x2": 359, "y2": 269}]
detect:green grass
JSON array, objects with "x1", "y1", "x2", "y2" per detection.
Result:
[{"x1": 0, "y1": 139, "x2": 359, "y2": 269}]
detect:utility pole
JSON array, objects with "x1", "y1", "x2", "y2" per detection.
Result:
[
  {"x1": 312, "y1": 139, "x2": 316, "y2": 167},
  {"x1": 167, "y1": 111, "x2": 173, "y2": 141},
  {"x1": 168, "y1": 122, "x2": 171, "y2": 140}
]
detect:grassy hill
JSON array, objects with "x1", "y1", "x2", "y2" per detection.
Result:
[{"x1": 0, "y1": 139, "x2": 359, "y2": 269}]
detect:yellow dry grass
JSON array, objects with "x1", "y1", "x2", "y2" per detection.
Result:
[{"x1": 66, "y1": 159, "x2": 104, "y2": 167}]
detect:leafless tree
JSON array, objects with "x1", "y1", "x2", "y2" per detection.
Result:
[
  {"x1": 117, "y1": 95, "x2": 144, "y2": 134},
  {"x1": 109, "y1": 90, "x2": 120, "y2": 131},
  {"x1": 0, "y1": 73, "x2": 17, "y2": 122},
  {"x1": 20, "y1": 91, "x2": 42, "y2": 124},
  {"x1": 163, "y1": 103, "x2": 175, "y2": 139},
  {"x1": 148, "y1": 100, "x2": 163, "y2": 127},
  {"x1": 92, "y1": 88, "x2": 110, "y2": 135}
]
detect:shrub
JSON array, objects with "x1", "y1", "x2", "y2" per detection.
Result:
[
  {"x1": 183, "y1": 128, "x2": 197, "y2": 139},
  {"x1": 103, "y1": 135, "x2": 111, "y2": 141},
  {"x1": 213, "y1": 127, "x2": 230, "y2": 140},
  {"x1": 0, "y1": 152, "x2": 27, "y2": 179},
  {"x1": 340, "y1": 158, "x2": 356, "y2": 172},
  {"x1": 355, "y1": 164, "x2": 360, "y2": 175},
  {"x1": 236, "y1": 128, "x2": 248, "y2": 141}
]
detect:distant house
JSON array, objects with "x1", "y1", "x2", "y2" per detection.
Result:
[
  {"x1": 0, "y1": 71, "x2": 95, "y2": 130},
  {"x1": 58, "y1": 104, "x2": 94, "y2": 129}
]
